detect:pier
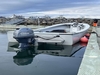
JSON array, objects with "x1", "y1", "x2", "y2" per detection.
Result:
[{"x1": 77, "y1": 27, "x2": 100, "y2": 75}]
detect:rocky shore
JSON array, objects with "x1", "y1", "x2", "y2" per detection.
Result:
[
  {"x1": 0, "y1": 15, "x2": 100, "y2": 26},
  {"x1": 0, "y1": 15, "x2": 99, "y2": 32}
]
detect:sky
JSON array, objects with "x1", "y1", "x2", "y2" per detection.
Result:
[{"x1": 0, "y1": 0, "x2": 100, "y2": 18}]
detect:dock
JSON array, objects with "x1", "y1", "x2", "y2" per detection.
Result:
[
  {"x1": 0, "y1": 25, "x2": 44, "y2": 31},
  {"x1": 77, "y1": 27, "x2": 100, "y2": 75}
]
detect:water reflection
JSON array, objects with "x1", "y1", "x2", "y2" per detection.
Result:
[
  {"x1": 8, "y1": 42, "x2": 85, "y2": 56},
  {"x1": 13, "y1": 49, "x2": 35, "y2": 66},
  {"x1": 9, "y1": 45, "x2": 37, "y2": 66},
  {"x1": 37, "y1": 43, "x2": 84, "y2": 57},
  {"x1": 8, "y1": 42, "x2": 86, "y2": 66}
]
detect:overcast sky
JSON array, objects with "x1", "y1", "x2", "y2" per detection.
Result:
[{"x1": 0, "y1": 0, "x2": 100, "y2": 18}]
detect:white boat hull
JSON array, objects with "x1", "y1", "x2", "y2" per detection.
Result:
[
  {"x1": 34, "y1": 30, "x2": 88, "y2": 45},
  {"x1": 7, "y1": 23, "x2": 90, "y2": 45},
  {"x1": 7, "y1": 29, "x2": 88, "y2": 45}
]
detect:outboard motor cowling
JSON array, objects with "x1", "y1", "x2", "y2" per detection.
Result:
[{"x1": 13, "y1": 28, "x2": 35, "y2": 48}]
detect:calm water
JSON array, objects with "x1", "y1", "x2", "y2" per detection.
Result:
[{"x1": 0, "y1": 32, "x2": 86, "y2": 75}]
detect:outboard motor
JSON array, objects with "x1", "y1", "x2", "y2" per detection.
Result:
[{"x1": 13, "y1": 28, "x2": 35, "y2": 48}]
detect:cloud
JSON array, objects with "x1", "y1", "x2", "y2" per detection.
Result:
[
  {"x1": 0, "y1": 0, "x2": 100, "y2": 18},
  {"x1": 15, "y1": 4, "x2": 100, "y2": 18},
  {"x1": 0, "y1": 0, "x2": 46, "y2": 14}
]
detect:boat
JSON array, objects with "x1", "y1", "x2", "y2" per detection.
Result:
[{"x1": 7, "y1": 22, "x2": 90, "y2": 47}]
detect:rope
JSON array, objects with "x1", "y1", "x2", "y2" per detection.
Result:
[{"x1": 35, "y1": 35, "x2": 60, "y2": 40}]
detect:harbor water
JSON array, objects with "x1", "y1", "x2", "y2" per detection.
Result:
[{"x1": 0, "y1": 32, "x2": 86, "y2": 75}]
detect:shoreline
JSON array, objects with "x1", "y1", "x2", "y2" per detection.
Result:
[{"x1": 0, "y1": 25, "x2": 44, "y2": 31}]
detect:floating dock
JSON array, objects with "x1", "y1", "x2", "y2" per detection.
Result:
[{"x1": 78, "y1": 27, "x2": 100, "y2": 75}]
